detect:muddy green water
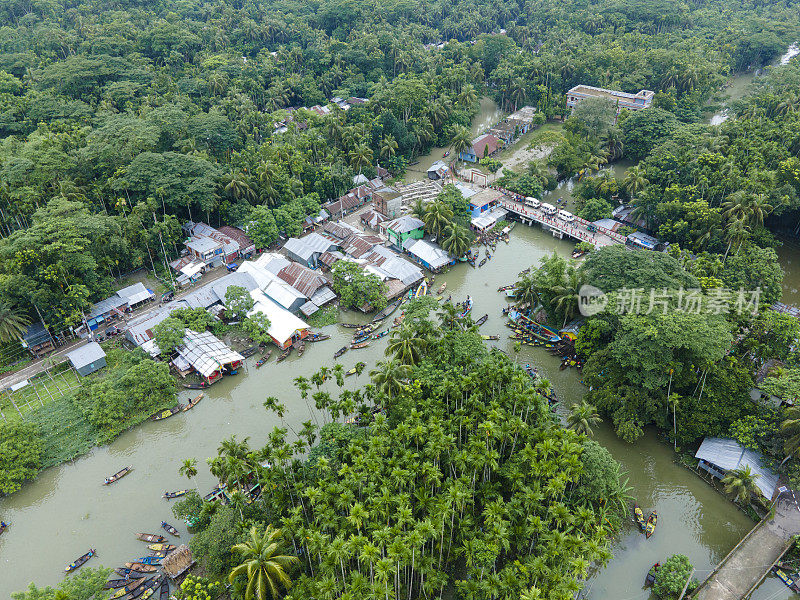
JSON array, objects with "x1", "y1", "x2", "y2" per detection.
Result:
[{"x1": 0, "y1": 225, "x2": 757, "y2": 598}]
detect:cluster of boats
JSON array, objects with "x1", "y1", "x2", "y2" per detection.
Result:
[
  {"x1": 146, "y1": 392, "x2": 203, "y2": 423},
  {"x1": 65, "y1": 523, "x2": 180, "y2": 600},
  {"x1": 633, "y1": 503, "x2": 658, "y2": 538}
]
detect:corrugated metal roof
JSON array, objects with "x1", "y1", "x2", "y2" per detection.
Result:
[
  {"x1": 277, "y1": 263, "x2": 328, "y2": 297},
  {"x1": 402, "y1": 238, "x2": 451, "y2": 269},
  {"x1": 67, "y1": 342, "x2": 106, "y2": 369},
  {"x1": 117, "y1": 282, "x2": 154, "y2": 305},
  {"x1": 177, "y1": 330, "x2": 243, "y2": 378},
  {"x1": 695, "y1": 437, "x2": 779, "y2": 498},
  {"x1": 344, "y1": 234, "x2": 382, "y2": 258},
  {"x1": 88, "y1": 295, "x2": 128, "y2": 319},
  {"x1": 385, "y1": 216, "x2": 424, "y2": 234},
  {"x1": 323, "y1": 221, "x2": 360, "y2": 241}
]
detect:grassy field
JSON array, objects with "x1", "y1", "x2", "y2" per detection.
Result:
[{"x1": 0, "y1": 366, "x2": 82, "y2": 423}]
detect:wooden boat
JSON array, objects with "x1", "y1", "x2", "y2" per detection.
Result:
[
  {"x1": 255, "y1": 349, "x2": 273, "y2": 367},
  {"x1": 373, "y1": 298, "x2": 402, "y2": 322},
  {"x1": 240, "y1": 346, "x2": 258, "y2": 358},
  {"x1": 437, "y1": 282, "x2": 447, "y2": 294},
  {"x1": 276, "y1": 347, "x2": 291, "y2": 362},
  {"x1": 295, "y1": 341, "x2": 305, "y2": 357},
  {"x1": 106, "y1": 577, "x2": 146, "y2": 589},
  {"x1": 158, "y1": 578, "x2": 170, "y2": 600},
  {"x1": 140, "y1": 577, "x2": 164, "y2": 600},
  {"x1": 334, "y1": 346, "x2": 348, "y2": 359},
  {"x1": 135, "y1": 556, "x2": 161, "y2": 565},
  {"x1": 633, "y1": 504, "x2": 646, "y2": 530},
  {"x1": 393, "y1": 314, "x2": 405, "y2": 327},
  {"x1": 339, "y1": 322, "x2": 362, "y2": 329},
  {"x1": 414, "y1": 281, "x2": 428, "y2": 298},
  {"x1": 65, "y1": 549, "x2": 96, "y2": 573},
  {"x1": 773, "y1": 567, "x2": 800, "y2": 592},
  {"x1": 182, "y1": 382, "x2": 208, "y2": 389},
  {"x1": 109, "y1": 578, "x2": 150, "y2": 599},
  {"x1": 475, "y1": 314, "x2": 488, "y2": 326},
  {"x1": 345, "y1": 362, "x2": 365, "y2": 377},
  {"x1": 148, "y1": 543, "x2": 176, "y2": 552},
  {"x1": 115, "y1": 569, "x2": 148, "y2": 579},
  {"x1": 124, "y1": 563, "x2": 158, "y2": 573},
  {"x1": 478, "y1": 258, "x2": 487, "y2": 267},
  {"x1": 135, "y1": 533, "x2": 166, "y2": 543},
  {"x1": 163, "y1": 489, "x2": 187, "y2": 500},
  {"x1": 350, "y1": 341, "x2": 370, "y2": 349},
  {"x1": 481, "y1": 335, "x2": 500, "y2": 340},
  {"x1": 355, "y1": 322, "x2": 379, "y2": 336},
  {"x1": 161, "y1": 521, "x2": 179, "y2": 537},
  {"x1": 645, "y1": 563, "x2": 660, "y2": 587},
  {"x1": 182, "y1": 393, "x2": 203, "y2": 412},
  {"x1": 307, "y1": 333, "x2": 330, "y2": 342},
  {"x1": 458, "y1": 297, "x2": 473, "y2": 319},
  {"x1": 104, "y1": 466, "x2": 133, "y2": 485},
  {"x1": 372, "y1": 329, "x2": 389, "y2": 339},
  {"x1": 645, "y1": 511, "x2": 657, "y2": 538},
  {"x1": 0, "y1": 522, "x2": 8, "y2": 535},
  {"x1": 497, "y1": 285, "x2": 515, "y2": 292},
  {"x1": 571, "y1": 250, "x2": 586, "y2": 259},
  {"x1": 150, "y1": 405, "x2": 182, "y2": 421}
]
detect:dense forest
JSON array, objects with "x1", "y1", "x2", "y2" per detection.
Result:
[{"x1": 0, "y1": 0, "x2": 797, "y2": 336}]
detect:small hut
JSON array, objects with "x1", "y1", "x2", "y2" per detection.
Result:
[{"x1": 162, "y1": 544, "x2": 195, "y2": 579}]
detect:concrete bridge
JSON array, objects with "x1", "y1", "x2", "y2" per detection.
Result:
[
  {"x1": 497, "y1": 197, "x2": 626, "y2": 248},
  {"x1": 691, "y1": 493, "x2": 800, "y2": 600}
]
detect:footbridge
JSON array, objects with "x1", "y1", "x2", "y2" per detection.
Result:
[
  {"x1": 497, "y1": 197, "x2": 626, "y2": 248},
  {"x1": 691, "y1": 493, "x2": 800, "y2": 600}
]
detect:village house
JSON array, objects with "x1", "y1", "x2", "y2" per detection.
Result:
[
  {"x1": 402, "y1": 238, "x2": 453, "y2": 272},
  {"x1": 324, "y1": 185, "x2": 371, "y2": 218},
  {"x1": 247, "y1": 290, "x2": 310, "y2": 349},
  {"x1": 282, "y1": 232, "x2": 340, "y2": 268},
  {"x1": 172, "y1": 330, "x2": 244, "y2": 384},
  {"x1": 373, "y1": 187, "x2": 404, "y2": 218},
  {"x1": 467, "y1": 188, "x2": 503, "y2": 218},
  {"x1": 382, "y1": 216, "x2": 425, "y2": 248},
  {"x1": 276, "y1": 262, "x2": 336, "y2": 316},
  {"x1": 359, "y1": 245, "x2": 424, "y2": 299},
  {"x1": 183, "y1": 222, "x2": 241, "y2": 267},
  {"x1": 459, "y1": 133, "x2": 502, "y2": 163},
  {"x1": 323, "y1": 221, "x2": 361, "y2": 243},
  {"x1": 217, "y1": 226, "x2": 256, "y2": 258},
  {"x1": 67, "y1": 342, "x2": 107, "y2": 376},
  {"x1": 566, "y1": 85, "x2": 654, "y2": 113},
  {"x1": 85, "y1": 282, "x2": 156, "y2": 333},
  {"x1": 342, "y1": 233, "x2": 384, "y2": 259},
  {"x1": 695, "y1": 437, "x2": 779, "y2": 500},
  {"x1": 427, "y1": 160, "x2": 450, "y2": 180},
  {"x1": 472, "y1": 207, "x2": 509, "y2": 232},
  {"x1": 21, "y1": 322, "x2": 55, "y2": 357},
  {"x1": 360, "y1": 209, "x2": 388, "y2": 230}
]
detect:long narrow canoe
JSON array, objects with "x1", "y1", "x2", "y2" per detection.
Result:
[
  {"x1": 158, "y1": 577, "x2": 170, "y2": 600},
  {"x1": 109, "y1": 577, "x2": 151, "y2": 599},
  {"x1": 475, "y1": 314, "x2": 488, "y2": 326},
  {"x1": 161, "y1": 521, "x2": 180, "y2": 537},
  {"x1": 65, "y1": 549, "x2": 96, "y2": 573},
  {"x1": 633, "y1": 503, "x2": 646, "y2": 531},
  {"x1": 339, "y1": 322, "x2": 362, "y2": 328},
  {"x1": 151, "y1": 405, "x2": 182, "y2": 421},
  {"x1": 124, "y1": 563, "x2": 158, "y2": 572},
  {"x1": 124, "y1": 578, "x2": 158, "y2": 600},
  {"x1": 276, "y1": 347, "x2": 291, "y2": 362},
  {"x1": 350, "y1": 341, "x2": 370, "y2": 349},
  {"x1": 373, "y1": 298, "x2": 402, "y2": 322},
  {"x1": 182, "y1": 382, "x2": 207, "y2": 389},
  {"x1": 345, "y1": 362, "x2": 365, "y2": 377},
  {"x1": 255, "y1": 349, "x2": 273, "y2": 367},
  {"x1": 104, "y1": 466, "x2": 132, "y2": 485},
  {"x1": 645, "y1": 511, "x2": 657, "y2": 538},
  {"x1": 135, "y1": 533, "x2": 165, "y2": 543},
  {"x1": 114, "y1": 569, "x2": 148, "y2": 579},
  {"x1": 135, "y1": 556, "x2": 162, "y2": 565},
  {"x1": 105, "y1": 576, "x2": 147, "y2": 589},
  {"x1": 163, "y1": 490, "x2": 187, "y2": 500},
  {"x1": 295, "y1": 341, "x2": 305, "y2": 357},
  {"x1": 437, "y1": 282, "x2": 447, "y2": 295},
  {"x1": 148, "y1": 543, "x2": 177, "y2": 552},
  {"x1": 182, "y1": 393, "x2": 203, "y2": 412},
  {"x1": 333, "y1": 346, "x2": 348, "y2": 359},
  {"x1": 481, "y1": 335, "x2": 500, "y2": 340},
  {"x1": 307, "y1": 333, "x2": 330, "y2": 342},
  {"x1": 240, "y1": 346, "x2": 258, "y2": 358}
]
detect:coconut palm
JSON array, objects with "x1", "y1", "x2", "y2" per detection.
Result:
[
  {"x1": 224, "y1": 171, "x2": 257, "y2": 203},
  {"x1": 410, "y1": 199, "x2": 427, "y2": 221},
  {"x1": 229, "y1": 525, "x2": 299, "y2": 600},
  {"x1": 780, "y1": 406, "x2": 800, "y2": 465},
  {"x1": 380, "y1": 135, "x2": 398, "y2": 160},
  {"x1": 450, "y1": 126, "x2": 473, "y2": 160},
  {"x1": 440, "y1": 224, "x2": 471, "y2": 258},
  {"x1": 437, "y1": 302, "x2": 462, "y2": 330},
  {"x1": 566, "y1": 400, "x2": 601, "y2": 436},
  {"x1": 514, "y1": 275, "x2": 539, "y2": 310},
  {"x1": 385, "y1": 325, "x2": 427, "y2": 365},
  {"x1": 423, "y1": 201, "x2": 454, "y2": 239},
  {"x1": 550, "y1": 268, "x2": 583, "y2": 326},
  {"x1": 349, "y1": 144, "x2": 373, "y2": 175},
  {"x1": 622, "y1": 165, "x2": 648, "y2": 198},
  {"x1": 370, "y1": 360, "x2": 411, "y2": 396},
  {"x1": 721, "y1": 466, "x2": 761, "y2": 504},
  {"x1": 179, "y1": 458, "x2": 200, "y2": 492},
  {"x1": 0, "y1": 303, "x2": 30, "y2": 343}
]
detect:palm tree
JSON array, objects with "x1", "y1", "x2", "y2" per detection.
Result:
[
  {"x1": 456, "y1": 84, "x2": 477, "y2": 109},
  {"x1": 380, "y1": 135, "x2": 398, "y2": 160},
  {"x1": 550, "y1": 268, "x2": 583, "y2": 326},
  {"x1": 229, "y1": 525, "x2": 299, "y2": 600},
  {"x1": 437, "y1": 302, "x2": 461, "y2": 330},
  {"x1": 410, "y1": 199, "x2": 427, "y2": 221},
  {"x1": 440, "y1": 224, "x2": 471, "y2": 258},
  {"x1": 514, "y1": 275, "x2": 539, "y2": 310},
  {"x1": 370, "y1": 360, "x2": 411, "y2": 396},
  {"x1": 780, "y1": 406, "x2": 800, "y2": 465},
  {"x1": 179, "y1": 458, "x2": 200, "y2": 492},
  {"x1": 349, "y1": 144, "x2": 373, "y2": 175},
  {"x1": 450, "y1": 126, "x2": 473, "y2": 161},
  {"x1": 423, "y1": 201, "x2": 454, "y2": 239},
  {"x1": 385, "y1": 325, "x2": 427, "y2": 365},
  {"x1": 0, "y1": 303, "x2": 30, "y2": 343},
  {"x1": 721, "y1": 466, "x2": 761, "y2": 504},
  {"x1": 622, "y1": 165, "x2": 648, "y2": 198},
  {"x1": 566, "y1": 400, "x2": 601, "y2": 436},
  {"x1": 224, "y1": 171, "x2": 257, "y2": 203}
]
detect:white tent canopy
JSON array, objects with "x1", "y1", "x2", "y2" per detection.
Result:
[{"x1": 248, "y1": 290, "x2": 309, "y2": 347}]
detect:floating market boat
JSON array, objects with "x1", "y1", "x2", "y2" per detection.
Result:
[
  {"x1": 163, "y1": 490, "x2": 187, "y2": 500},
  {"x1": 475, "y1": 314, "x2": 488, "y2": 326},
  {"x1": 123, "y1": 563, "x2": 158, "y2": 573},
  {"x1": 345, "y1": 362, "x2": 365, "y2": 376},
  {"x1": 307, "y1": 333, "x2": 330, "y2": 342},
  {"x1": 334, "y1": 346, "x2": 348, "y2": 359},
  {"x1": 148, "y1": 543, "x2": 176, "y2": 552},
  {"x1": 497, "y1": 285, "x2": 515, "y2": 292},
  {"x1": 373, "y1": 298, "x2": 402, "y2": 322},
  {"x1": 350, "y1": 341, "x2": 370, "y2": 349},
  {"x1": 150, "y1": 405, "x2": 182, "y2": 421},
  {"x1": 158, "y1": 578, "x2": 170, "y2": 600},
  {"x1": 773, "y1": 567, "x2": 800, "y2": 592},
  {"x1": 135, "y1": 533, "x2": 166, "y2": 543},
  {"x1": 161, "y1": 521, "x2": 179, "y2": 537},
  {"x1": 458, "y1": 297, "x2": 473, "y2": 319},
  {"x1": 414, "y1": 281, "x2": 428, "y2": 298},
  {"x1": 295, "y1": 340, "x2": 305, "y2": 357},
  {"x1": 182, "y1": 382, "x2": 208, "y2": 390},
  {"x1": 339, "y1": 322, "x2": 362, "y2": 329},
  {"x1": 372, "y1": 329, "x2": 389, "y2": 339},
  {"x1": 352, "y1": 333, "x2": 371, "y2": 344},
  {"x1": 115, "y1": 568, "x2": 148, "y2": 578},
  {"x1": 481, "y1": 335, "x2": 500, "y2": 340},
  {"x1": 478, "y1": 258, "x2": 487, "y2": 267},
  {"x1": 0, "y1": 522, "x2": 7, "y2": 535},
  {"x1": 437, "y1": 282, "x2": 447, "y2": 294},
  {"x1": 109, "y1": 578, "x2": 150, "y2": 599},
  {"x1": 633, "y1": 504, "x2": 646, "y2": 531},
  {"x1": 276, "y1": 347, "x2": 291, "y2": 362},
  {"x1": 65, "y1": 549, "x2": 96, "y2": 573},
  {"x1": 645, "y1": 563, "x2": 660, "y2": 587},
  {"x1": 240, "y1": 346, "x2": 258, "y2": 358},
  {"x1": 645, "y1": 511, "x2": 657, "y2": 538},
  {"x1": 134, "y1": 556, "x2": 161, "y2": 565},
  {"x1": 104, "y1": 466, "x2": 133, "y2": 485},
  {"x1": 355, "y1": 322, "x2": 379, "y2": 336},
  {"x1": 182, "y1": 393, "x2": 203, "y2": 411},
  {"x1": 255, "y1": 349, "x2": 273, "y2": 366},
  {"x1": 105, "y1": 576, "x2": 147, "y2": 589},
  {"x1": 393, "y1": 313, "x2": 405, "y2": 327}
]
